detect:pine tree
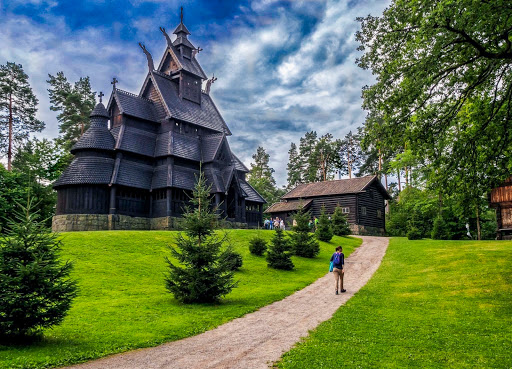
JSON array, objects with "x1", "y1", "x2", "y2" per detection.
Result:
[
  {"x1": 312, "y1": 133, "x2": 342, "y2": 181},
  {"x1": 290, "y1": 207, "x2": 319, "y2": 258},
  {"x1": 266, "y1": 228, "x2": 294, "y2": 270},
  {"x1": 47, "y1": 72, "x2": 96, "y2": 149},
  {"x1": 339, "y1": 131, "x2": 364, "y2": 179},
  {"x1": 286, "y1": 142, "x2": 302, "y2": 189},
  {"x1": 315, "y1": 207, "x2": 333, "y2": 242},
  {"x1": 331, "y1": 206, "x2": 351, "y2": 236},
  {"x1": 248, "y1": 234, "x2": 267, "y2": 256},
  {"x1": 247, "y1": 146, "x2": 282, "y2": 208},
  {"x1": 165, "y1": 171, "x2": 237, "y2": 303},
  {"x1": 298, "y1": 131, "x2": 319, "y2": 183},
  {"x1": 0, "y1": 200, "x2": 77, "y2": 339},
  {"x1": 0, "y1": 62, "x2": 45, "y2": 171}
]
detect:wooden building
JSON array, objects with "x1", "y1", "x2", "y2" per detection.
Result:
[
  {"x1": 489, "y1": 176, "x2": 512, "y2": 239},
  {"x1": 53, "y1": 15, "x2": 265, "y2": 231},
  {"x1": 266, "y1": 176, "x2": 390, "y2": 235}
]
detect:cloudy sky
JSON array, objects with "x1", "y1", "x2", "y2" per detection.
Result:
[{"x1": 0, "y1": 0, "x2": 389, "y2": 186}]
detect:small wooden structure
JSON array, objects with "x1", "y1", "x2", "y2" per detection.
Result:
[
  {"x1": 266, "y1": 176, "x2": 390, "y2": 235},
  {"x1": 489, "y1": 176, "x2": 512, "y2": 239}
]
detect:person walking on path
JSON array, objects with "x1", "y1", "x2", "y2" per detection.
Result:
[{"x1": 331, "y1": 246, "x2": 345, "y2": 294}]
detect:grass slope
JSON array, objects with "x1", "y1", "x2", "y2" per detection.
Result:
[
  {"x1": 278, "y1": 238, "x2": 512, "y2": 368},
  {"x1": 0, "y1": 230, "x2": 360, "y2": 369}
]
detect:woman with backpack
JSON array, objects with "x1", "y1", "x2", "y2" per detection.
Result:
[{"x1": 330, "y1": 246, "x2": 346, "y2": 294}]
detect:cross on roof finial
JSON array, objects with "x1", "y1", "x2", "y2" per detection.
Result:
[
  {"x1": 111, "y1": 77, "x2": 118, "y2": 89},
  {"x1": 180, "y1": 6, "x2": 183, "y2": 23},
  {"x1": 98, "y1": 91, "x2": 104, "y2": 103}
]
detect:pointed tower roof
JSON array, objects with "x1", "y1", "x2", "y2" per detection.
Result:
[
  {"x1": 172, "y1": 7, "x2": 195, "y2": 49},
  {"x1": 70, "y1": 102, "x2": 115, "y2": 154}
]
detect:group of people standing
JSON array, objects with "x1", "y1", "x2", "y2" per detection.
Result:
[{"x1": 264, "y1": 217, "x2": 286, "y2": 230}]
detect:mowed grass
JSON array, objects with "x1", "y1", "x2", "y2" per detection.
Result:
[
  {"x1": 0, "y1": 230, "x2": 361, "y2": 369},
  {"x1": 277, "y1": 238, "x2": 512, "y2": 368}
]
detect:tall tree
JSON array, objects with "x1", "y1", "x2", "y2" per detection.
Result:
[
  {"x1": 298, "y1": 131, "x2": 319, "y2": 183},
  {"x1": 247, "y1": 146, "x2": 284, "y2": 207},
  {"x1": 339, "y1": 131, "x2": 363, "y2": 179},
  {"x1": 357, "y1": 0, "x2": 512, "y2": 197},
  {"x1": 47, "y1": 72, "x2": 95, "y2": 149},
  {"x1": 286, "y1": 142, "x2": 302, "y2": 189},
  {"x1": 312, "y1": 133, "x2": 342, "y2": 181},
  {"x1": 0, "y1": 62, "x2": 44, "y2": 171},
  {"x1": 13, "y1": 138, "x2": 71, "y2": 183}
]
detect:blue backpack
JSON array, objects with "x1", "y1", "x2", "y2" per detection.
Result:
[{"x1": 333, "y1": 252, "x2": 341, "y2": 265}]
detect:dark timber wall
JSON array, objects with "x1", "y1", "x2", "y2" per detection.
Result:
[
  {"x1": 356, "y1": 182, "x2": 386, "y2": 230},
  {"x1": 309, "y1": 194, "x2": 357, "y2": 223}
]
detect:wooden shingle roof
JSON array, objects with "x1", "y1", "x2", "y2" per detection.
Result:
[
  {"x1": 282, "y1": 176, "x2": 390, "y2": 199},
  {"x1": 265, "y1": 199, "x2": 313, "y2": 213}
]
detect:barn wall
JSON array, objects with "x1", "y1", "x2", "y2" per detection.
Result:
[
  {"x1": 309, "y1": 194, "x2": 357, "y2": 223},
  {"x1": 356, "y1": 182, "x2": 386, "y2": 229}
]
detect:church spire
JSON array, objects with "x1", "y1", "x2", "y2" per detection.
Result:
[{"x1": 172, "y1": 7, "x2": 195, "y2": 51}]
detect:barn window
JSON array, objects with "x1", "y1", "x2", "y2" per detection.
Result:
[
  {"x1": 342, "y1": 207, "x2": 350, "y2": 213},
  {"x1": 377, "y1": 209, "x2": 382, "y2": 218},
  {"x1": 361, "y1": 206, "x2": 367, "y2": 216}
]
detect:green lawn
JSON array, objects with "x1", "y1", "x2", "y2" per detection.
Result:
[
  {"x1": 278, "y1": 238, "x2": 512, "y2": 368},
  {"x1": 0, "y1": 230, "x2": 360, "y2": 369}
]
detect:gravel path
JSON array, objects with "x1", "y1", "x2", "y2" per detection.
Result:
[{"x1": 64, "y1": 236, "x2": 389, "y2": 369}]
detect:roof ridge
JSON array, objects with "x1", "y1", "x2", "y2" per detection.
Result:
[{"x1": 116, "y1": 88, "x2": 154, "y2": 103}]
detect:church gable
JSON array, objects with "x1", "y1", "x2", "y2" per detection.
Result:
[
  {"x1": 158, "y1": 49, "x2": 181, "y2": 75},
  {"x1": 140, "y1": 77, "x2": 168, "y2": 121}
]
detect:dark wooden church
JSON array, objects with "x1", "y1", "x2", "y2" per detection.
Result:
[
  {"x1": 266, "y1": 176, "x2": 390, "y2": 235},
  {"x1": 52, "y1": 15, "x2": 265, "y2": 231}
]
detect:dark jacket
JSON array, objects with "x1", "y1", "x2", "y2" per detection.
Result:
[{"x1": 330, "y1": 252, "x2": 344, "y2": 269}]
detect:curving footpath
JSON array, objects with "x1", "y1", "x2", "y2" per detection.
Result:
[{"x1": 64, "y1": 236, "x2": 389, "y2": 369}]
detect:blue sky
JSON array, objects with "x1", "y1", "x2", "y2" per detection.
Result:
[{"x1": 0, "y1": 0, "x2": 389, "y2": 186}]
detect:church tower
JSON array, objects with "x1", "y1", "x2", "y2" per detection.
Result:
[{"x1": 52, "y1": 10, "x2": 265, "y2": 232}]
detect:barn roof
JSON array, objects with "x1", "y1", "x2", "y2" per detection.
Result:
[
  {"x1": 54, "y1": 157, "x2": 115, "y2": 187},
  {"x1": 265, "y1": 199, "x2": 313, "y2": 213},
  {"x1": 282, "y1": 176, "x2": 390, "y2": 200}
]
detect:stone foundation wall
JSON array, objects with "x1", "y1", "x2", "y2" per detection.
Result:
[
  {"x1": 52, "y1": 214, "x2": 248, "y2": 232},
  {"x1": 349, "y1": 224, "x2": 386, "y2": 236}
]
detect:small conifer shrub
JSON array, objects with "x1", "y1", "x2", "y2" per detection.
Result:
[
  {"x1": 0, "y1": 201, "x2": 77, "y2": 340},
  {"x1": 290, "y1": 207, "x2": 319, "y2": 258},
  {"x1": 266, "y1": 228, "x2": 294, "y2": 270},
  {"x1": 220, "y1": 246, "x2": 243, "y2": 271},
  {"x1": 407, "y1": 225, "x2": 422, "y2": 240},
  {"x1": 249, "y1": 235, "x2": 267, "y2": 256},
  {"x1": 331, "y1": 205, "x2": 351, "y2": 236},
  {"x1": 315, "y1": 207, "x2": 333, "y2": 242},
  {"x1": 165, "y1": 172, "x2": 237, "y2": 303}
]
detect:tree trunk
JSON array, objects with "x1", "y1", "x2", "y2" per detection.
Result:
[
  {"x1": 438, "y1": 192, "x2": 443, "y2": 216},
  {"x1": 384, "y1": 173, "x2": 388, "y2": 190},
  {"x1": 397, "y1": 170, "x2": 401, "y2": 192},
  {"x1": 347, "y1": 150, "x2": 352, "y2": 179},
  {"x1": 476, "y1": 204, "x2": 481, "y2": 241},
  {"x1": 405, "y1": 167, "x2": 409, "y2": 186},
  {"x1": 8, "y1": 92, "x2": 13, "y2": 171},
  {"x1": 378, "y1": 148, "x2": 382, "y2": 174}
]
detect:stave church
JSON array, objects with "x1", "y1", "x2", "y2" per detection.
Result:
[{"x1": 52, "y1": 12, "x2": 265, "y2": 231}]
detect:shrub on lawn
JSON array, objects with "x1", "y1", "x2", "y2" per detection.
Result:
[
  {"x1": 331, "y1": 205, "x2": 351, "y2": 236},
  {"x1": 0, "y1": 201, "x2": 77, "y2": 340},
  {"x1": 249, "y1": 235, "x2": 267, "y2": 256},
  {"x1": 315, "y1": 207, "x2": 333, "y2": 242},
  {"x1": 267, "y1": 228, "x2": 294, "y2": 270},
  {"x1": 220, "y1": 246, "x2": 243, "y2": 271},
  {"x1": 165, "y1": 172, "x2": 237, "y2": 303},
  {"x1": 431, "y1": 216, "x2": 448, "y2": 239},
  {"x1": 290, "y1": 207, "x2": 319, "y2": 258},
  {"x1": 407, "y1": 225, "x2": 422, "y2": 240}
]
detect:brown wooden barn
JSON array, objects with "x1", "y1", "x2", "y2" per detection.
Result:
[
  {"x1": 489, "y1": 176, "x2": 512, "y2": 239},
  {"x1": 266, "y1": 176, "x2": 390, "y2": 235}
]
